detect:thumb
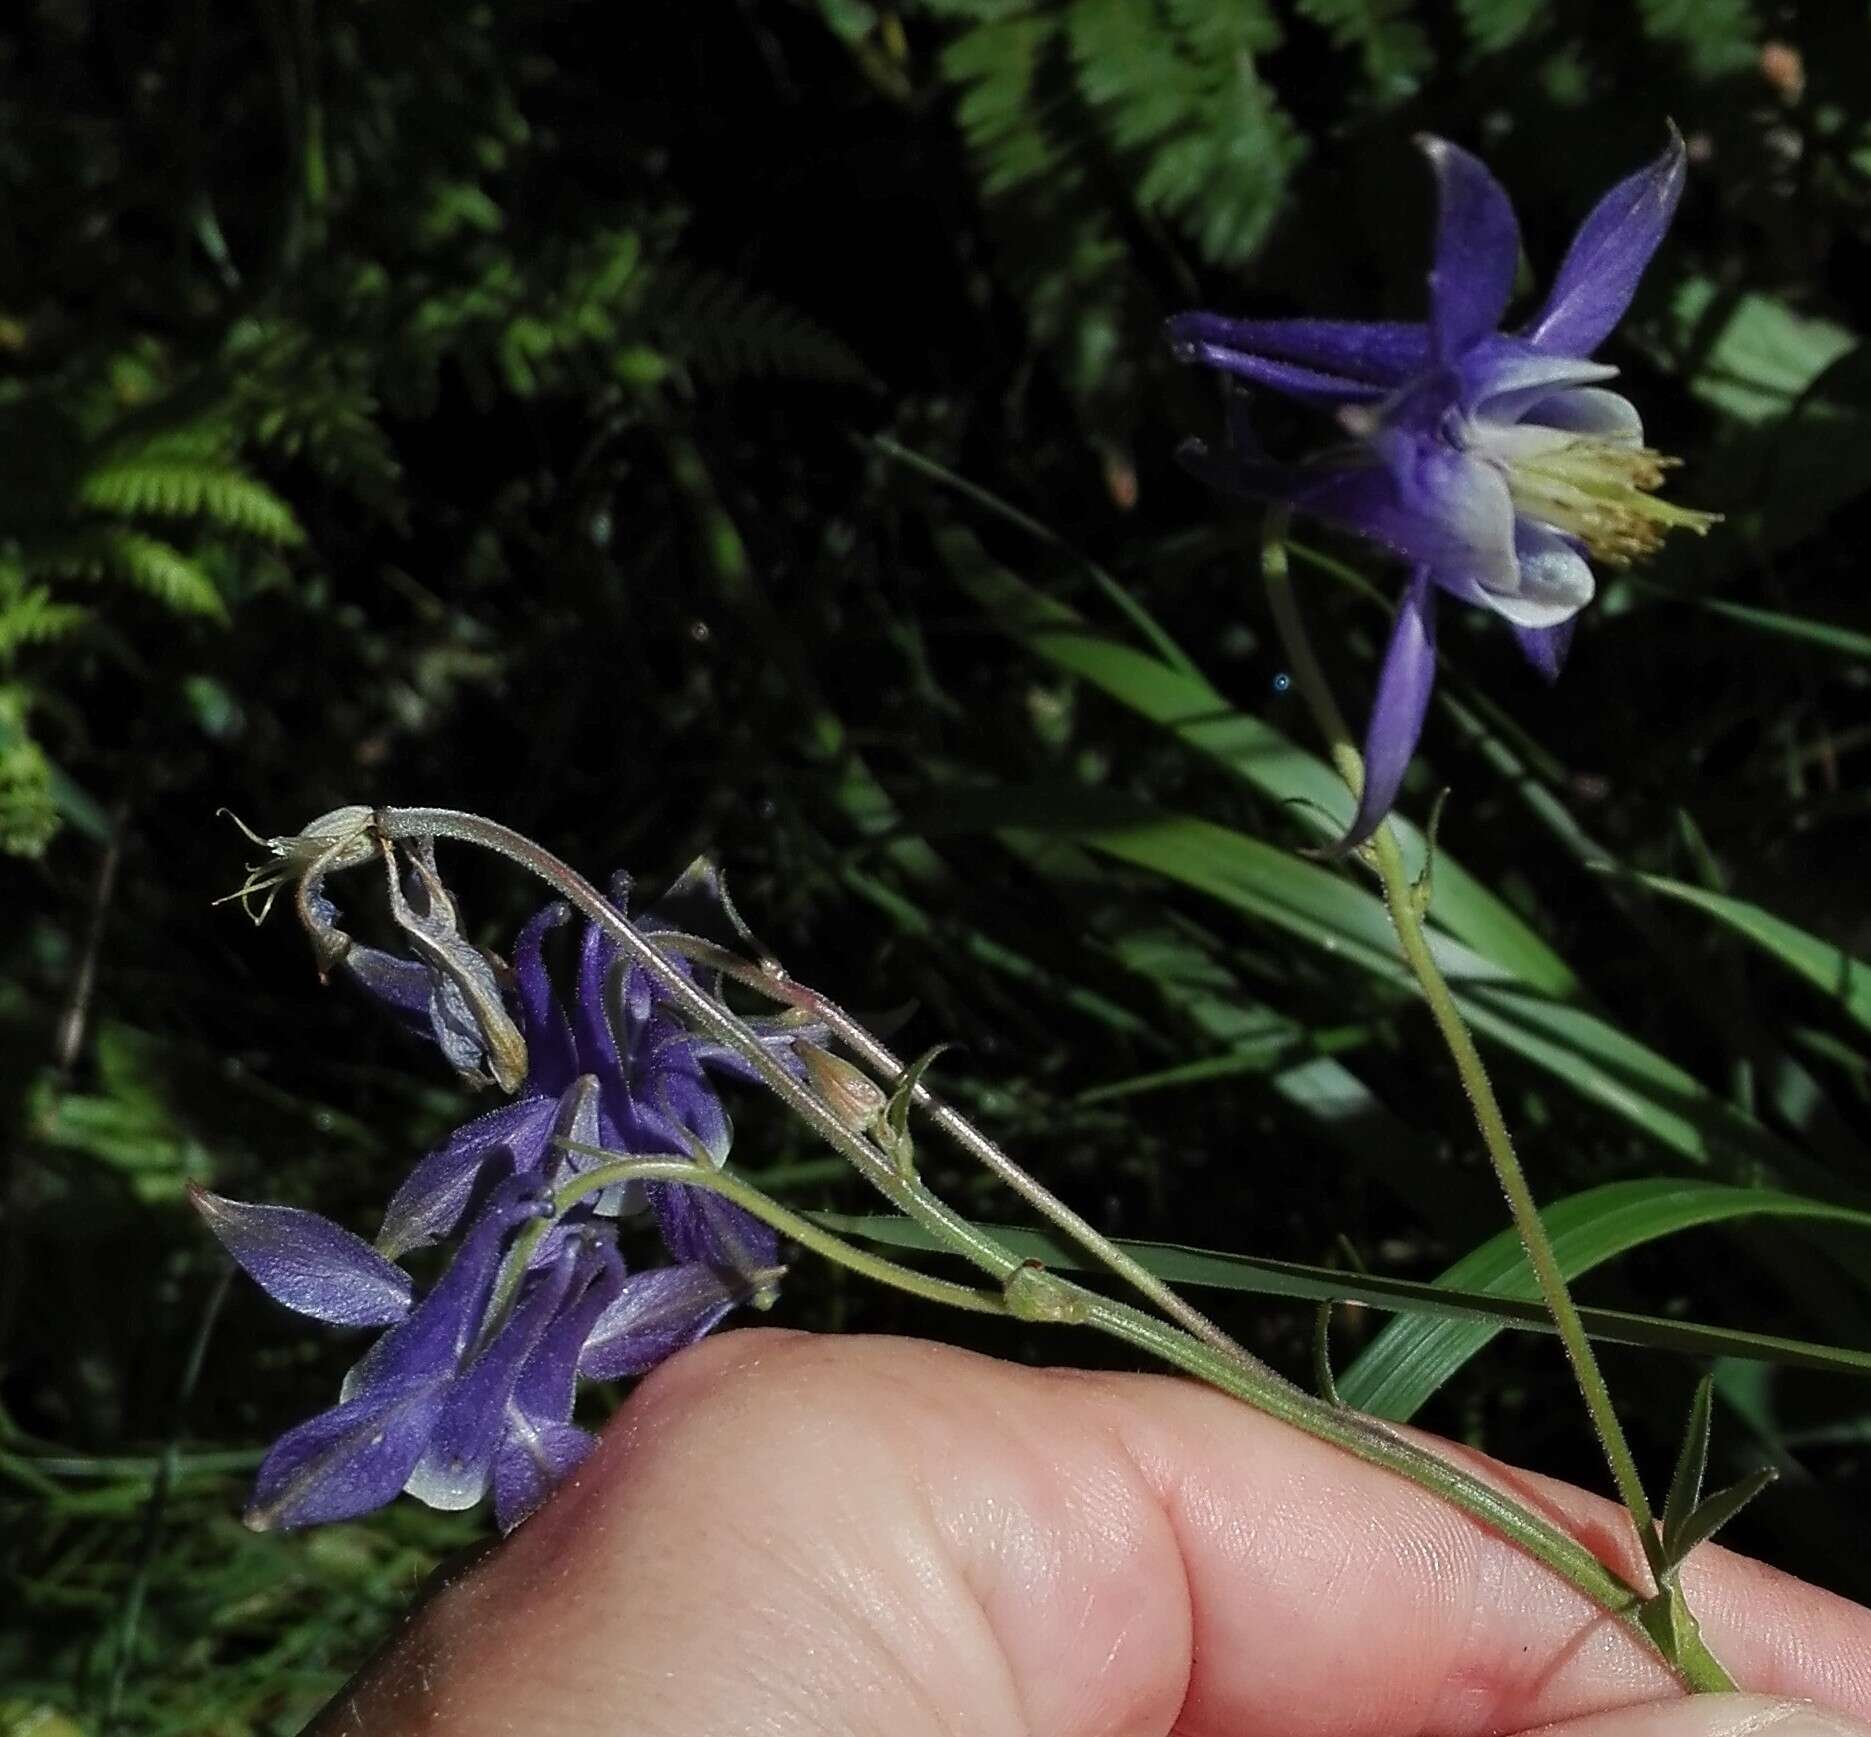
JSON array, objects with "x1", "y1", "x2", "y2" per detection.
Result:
[{"x1": 1525, "y1": 1694, "x2": 1871, "y2": 1737}]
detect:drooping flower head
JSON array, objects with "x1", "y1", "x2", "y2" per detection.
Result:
[
  {"x1": 195, "y1": 845, "x2": 801, "y2": 1534},
  {"x1": 1168, "y1": 131, "x2": 1714, "y2": 848}
]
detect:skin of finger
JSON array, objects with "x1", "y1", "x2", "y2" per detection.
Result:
[
  {"x1": 313, "y1": 1330, "x2": 1871, "y2": 1737},
  {"x1": 1518, "y1": 1692, "x2": 1871, "y2": 1737}
]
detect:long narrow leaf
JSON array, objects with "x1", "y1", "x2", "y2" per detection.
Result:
[
  {"x1": 1335, "y1": 1179, "x2": 1871, "y2": 1420},
  {"x1": 1625, "y1": 872, "x2": 1871, "y2": 1039},
  {"x1": 814, "y1": 1212, "x2": 1871, "y2": 1378}
]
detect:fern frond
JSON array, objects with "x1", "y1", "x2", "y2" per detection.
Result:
[
  {"x1": 1069, "y1": 0, "x2": 1303, "y2": 267},
  {"x1": 1294, "y1": 0, "x2": 1431, "y2": 96},
  {"x1": 29, "y1": 528, "x2": 228, "y2": 620},
  {"x1": 74, "y1": 461, "x2": 305, "y2": 545},
  {"x1": 0, "y1": 582, "x2": 90, "y2": 660},
  {"x1": 0, "y1": 695, "x2": 57, "y2": 858},
  {"x1": 644, "y1": 263, "x2": 870, "y2": 386},
  {"x1": 1456, "y1": 0, "x2": 1545, "y2": 53},
  {"x1": 940, "y1": 14, "x2": 1063, "y2": 195}
]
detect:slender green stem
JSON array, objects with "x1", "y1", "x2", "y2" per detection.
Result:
[
  {"x1": 1256, "y1": 518, "x2": 1736, "y2": 1689},
  {"x1": 553, "y1": 1147, "x2": 1012, "y2": 1317},
  {"x1": 1367, "y1": 827, "x2": 1669, "y2": 1577},
  {"x1": 768, "y1": 975, "x2": 1259, "y2": 1370}
]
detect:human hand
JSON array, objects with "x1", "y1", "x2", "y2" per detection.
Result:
[{"x1": 310, "y1": 1331, "x2": 1871, "y2": 1736}]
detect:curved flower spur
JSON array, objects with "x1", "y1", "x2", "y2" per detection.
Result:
[
  {"x1": 193, "y1": 819, "x2": 801, "y2": 1532},
  {"x1": 1168, "y1": 130, "x2": 1715, "y2": 849}
]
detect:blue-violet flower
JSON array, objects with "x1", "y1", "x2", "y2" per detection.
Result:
[
  {"x1": 193, "y1": 861, "x2": 797, "y2": 1533},
  {"x1": 1168, "y1": 131, "x2": 1714, "y2": 847}
]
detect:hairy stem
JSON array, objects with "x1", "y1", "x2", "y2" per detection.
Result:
[
  {"x1": 1257, "y1": 516, "x2": 1734, "y2": 1688},
  {"x1": 553, "y1": 1147, "x2": 1012, "y2": 1316}
]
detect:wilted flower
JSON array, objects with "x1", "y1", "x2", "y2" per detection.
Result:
[
  {"x1": 1168, "y1": 131, "x2": 1714, "y2": 847},
  {"x1": 197, "y1": 848, "x2": 801, "y2": 1532}
]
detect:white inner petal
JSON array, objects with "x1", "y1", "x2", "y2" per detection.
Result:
[{"x1": 1522, "y1": 386, "x2": 1644, "y2": 444}]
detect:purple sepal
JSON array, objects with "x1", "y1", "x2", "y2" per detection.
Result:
[
  {"x1": 1165, "y1": 313, "x2": 1431, "y2": 394},
  {"x1": 577, "y1": 1262, "x2": 740, "y2": 1382},
  {"x1": 1420, "y1": 136, "x2": 1521, "y2": 362},
  {"x1": 344, "y1": 1177, "x2": 544, "y2": 1404},
  {"x1": 1524, "y1": 129, "x2": 1687, "y2": 358},
  {"x1": 189, "y1": 1186, "x2": 412, "y2": 1327},
  {"x1": 245, "y1": 1381, "x2": 449, "y2": 1530},
  {"x1": 1334, "y1": 565, "x2": 1439, "y2": 855},
  {"x1": 376, "y1": 1094, "x2": 561, "y2": 1259}
]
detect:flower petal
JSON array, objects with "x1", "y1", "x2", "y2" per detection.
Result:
[
  {"x1": 513, "y1": 901, "x2": 578, "y2": 1096},
  {"x1": 404, "y1": 1241, "x2": 583, "y2": 1512},
  {"x1": 189, "y1": 1186, "x2": 412, "y2": 1327},
  {"x1": 1456, "y1": 339, "x2": 1617, "y2": 423},
  {"x1": 1524, "y1": 130, "x2": 1687, "y2": 357},
  {"x1": 1436, "y1": 522, "x2": 1593, "y2": 627},
  {"x1": 1372, "y1": 434, "x2": 1520, "y2": 586},
  {"x1": 493, "y1": 1419, "x2": 594, "y2": 1533},
  {"x1": 1421, "y1": 136, "x2": 1521, "y2": 361},
  {"x1": 577, "y1": 1262, "x2": 740, "y2": 1382},
  {"x1": 344, "y1": 1176, "x2": 545, "y2": 1404},
  {"x1": 1333, "y1": 566, "x2": 1439, "y2": 853},
  {"x1": 1522, "y1": 385, "x2": 1643, "y2": 442},
  {"x1": 376, "y1": 1094, "x2": 561, "y2": 1259},
  {"x1": 487, "y1": 1241, "x2": 623, "y2": 1531},
  {"x1": 1511, "y1": 618, "x2": 1577, "y2": 681},
  {"x1": 245, "y1": 1381, "x2": 447, "y2": 1530},
  {"x1": 1498, "y1": 520, "x2": 1596, "y2": 627},
  {"x1": 383, "y1": 840, "x2": 528, "y2": 1093},
  {"x1": 649, "y1": 1181, "x2": 777, "y2": 1282},
  {"x1": 511, "y1": 1244, "x2": 626, "y2": 1430}
]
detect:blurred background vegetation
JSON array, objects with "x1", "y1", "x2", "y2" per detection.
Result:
[{"x1": 4, "y1": 1, "x2": 1870, "y2": 1729}]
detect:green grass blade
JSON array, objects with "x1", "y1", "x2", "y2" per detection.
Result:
[
  {"x1": 1335, "y1": 1178, "x2": 1871, "y2": 1420},
  {"x1": 1623, "y1": 871, "x2": 1871, "y2": 1039},
  {"x1": 814, "y1": 1211, "x2": 1871, "y2": 1377},
  {"x1": 941, "y1": 525, "x2": 1581, "y2": 998},
  {"x1": 1066, "y1": 808, "x2": 1815, "y2": 1184}
]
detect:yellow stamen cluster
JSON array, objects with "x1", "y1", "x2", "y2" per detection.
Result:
[{"x1": 1502, "y1": 437, "x2": 1719, "y2": 566}]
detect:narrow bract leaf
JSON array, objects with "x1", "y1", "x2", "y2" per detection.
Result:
[
  {"x1": 1665, "y1": 1467, "x2": 1778, "y2": 1569},
  {"x1": 1661, "y1": 1376, "x2": 1714, "y2": 1554}
]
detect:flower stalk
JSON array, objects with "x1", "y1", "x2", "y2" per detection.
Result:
[{"x1": 1257, "y1": 514, "x2": 1734, "y2": 1690}]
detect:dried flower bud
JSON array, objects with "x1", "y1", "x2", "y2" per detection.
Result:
[
  {"x1": 379, "y1": 835, "x2": 530, "y2": 1094},
  {"x1": 220, "y1": 805, "x2": 377, "y2": 929},
  {"x1": 797, "y1": 1041, "x2": 888, "y2": 1135}
]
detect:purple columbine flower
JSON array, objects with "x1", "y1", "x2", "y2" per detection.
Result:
[
  {"x1": 193, "y1": 860, "x2": 800, "y2": 1532},
  {"x1": 1168, "y1": 131, "x2": 1716, "y2": 848},
  {"x1": 193, "y1": 1179, "x2": 739, "y2": 1531}
]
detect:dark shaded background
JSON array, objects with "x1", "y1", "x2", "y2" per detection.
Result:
[{"x1": 4, "y1": 2, "x2": 1870, "y2": 1729}]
